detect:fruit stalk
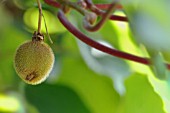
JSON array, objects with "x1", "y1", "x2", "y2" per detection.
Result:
[{"x1": 37, "y1": 0, "x2": 42, "y2": 33}]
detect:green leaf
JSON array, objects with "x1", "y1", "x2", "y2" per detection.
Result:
[
  {"x1": 0, "y1": 6, "x2": 12, "y2": 29},
  {"x1": 13, "y1": 0, "x2": 36, "y2": 9},
  {"x1": 0, "y1": 91, "x2": 29, "y2": 113},
  {"x1": 100, "y1": 20, "x2": 119, "y2": 48},
  {"x1": 148, "y1": 73, "x2": 170, "y2": 113},
  {"x1": 23, "y1": 8, "x2": 66, "y2": 34},
  {"x1": 25, "y1": 84, "x2": 91, "y2": 113},
  {"x1": 123, "y1": 73, "x2": 165, "y2": 113},
  {"x1": 150, "y1": 53, "x2": 169, "y2": 80},
  {"x1": 0, "y1": 25, "x2": 28, "y2": 89},
  {"x1": 56, "y1": 35, "x2": 120, "y2": 113},
  {"x1": 121, "y1": 0, "x2": 170, "y2": 52},
  {"x1": 77, "y1": 40, "x2": 131, "y2": 95},
  {"x1": 58, "y1": 56, "x2": 120, "y2": 113},
  {"x1": 109, "y1": 11, "x2": 142, "y2": 56}
]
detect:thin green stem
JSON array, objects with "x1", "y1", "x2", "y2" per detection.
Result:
[{"x1": 37, "y1": 0, "x2": 42, "y2": 33}]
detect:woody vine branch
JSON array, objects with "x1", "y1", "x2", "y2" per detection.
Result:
[{"x1": 44, "y1": 0, "x2": 170, "y2": 69}]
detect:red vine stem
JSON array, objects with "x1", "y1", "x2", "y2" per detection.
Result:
[
  {"x1": 45, "y1": 0, "x2": 170, "y2": 70},
  {"x1": 95, "y1": 4, "x2": 123, "y2": 10},
  {"x1": 83, "y1": 0, "x2": 127, "y2": 22},
  {"x1": 43, "y1": 0, "x2": 123, "y2": 9},
  {"x1": 44, "y1": 0, "x2": 60, "y2": 7},
  {"x1": 83, "y1": 1, "x2": 118, "y2": 32},
  {"x1": 44, "y1": 0, "x2": 128, "y2": 22},
  {"x1": 57, "y1": 10, "x2": 170, "y2": 69},
  {"x1": 57, "y1": 10, "x2": 149, "y2": 64}
]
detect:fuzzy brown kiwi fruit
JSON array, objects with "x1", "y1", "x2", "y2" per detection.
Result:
[{"x1": 14, "y1": 32, "x2": 54, "y2": 85}]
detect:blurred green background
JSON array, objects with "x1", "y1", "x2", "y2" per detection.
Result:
[{"x1": 0, "y1": 0, "x2": 170, "y2": 113}]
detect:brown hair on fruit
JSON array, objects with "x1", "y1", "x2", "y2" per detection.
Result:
[{"x1": 14, "y1": 31, "x2": 54, "y2": 85}]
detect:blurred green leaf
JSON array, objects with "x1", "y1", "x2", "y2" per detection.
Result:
[
  {"x1": 162, "y1": 51, "x2": 170, "y2": 63},
  {"x1": 121, "y1": 0, "x2": 170, "y2": 53},
  {"x1": 77, "y1": 40, "x2": 131, "y2": 95},
  {"x1": 0, "y1": 91, "x2": 28, "y2": 113},
  {"x1": 0, "y1": 25, "x2": 29, "y2": 89},
  {"x1": 25, "y1": 84, "x2": 91, "y2": 113},
  {"x1": 110, "y1": 11, "x2": 143, "y2": 56},
  {"x1": 150, "y1": 53, "x2": 169, "y2": 80},
  {"x1": 123, "y1": 73, "x2": 165, "y2": 113},
  {"x1": 58, "y1": 56, "x2": 120, "y2": 113},
  {"x1": 0, "y1": 6, "x2": 12, "y2": 29},
  {"x1": 23, "y1": 8, "x2": 66, "y2": 34},
  {"x1": 100, "y1": 20, "x2": 119, "y2": 48},
  {"x1": 57, "y1": 36, "x2": 120, "y2": 113},
  {"x1": 13, "y1": 0, "x2": 36, "y2": 9},
  {"x1": 148, "y1": 73, "x2": 170, "y2": 113}
]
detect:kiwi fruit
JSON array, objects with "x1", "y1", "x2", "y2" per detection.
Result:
[{"x1": 14, "y1": 31, "x2": 54, "y2": 85}]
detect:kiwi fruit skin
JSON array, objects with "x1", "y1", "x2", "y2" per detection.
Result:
[{"x1": 14, "y1": 40, "x2": 54, "y2": 85}]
